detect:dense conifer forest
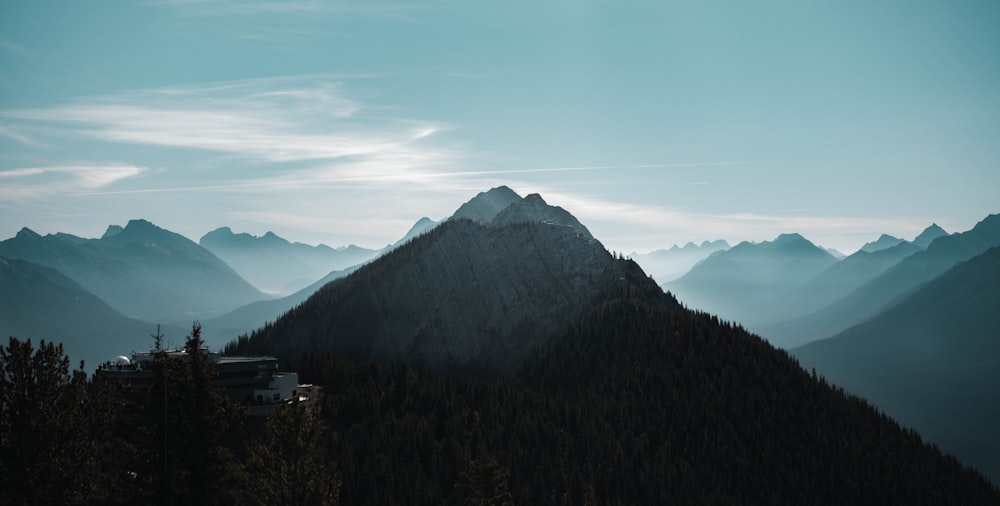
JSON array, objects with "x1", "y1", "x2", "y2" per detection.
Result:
[
  {"x1": 295, "y1": 290, "x2": 1000, "y2": 504},
  {"x1": 3, "y1": 263, "x2": 999, "y2": 504}
]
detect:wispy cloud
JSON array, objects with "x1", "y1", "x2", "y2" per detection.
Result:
[
  {"x1": 0, "y1": 165, "x2": 146, "y2": 200},
  {"x1": 513, "y1": 188, "x2": 930, "y2": 254},
  {"x1": 0, "y1": 124, "x2": 45, "y2": 147},
  {"x1": 3, "y1": 75, "x2": 441, "y2": 164}
]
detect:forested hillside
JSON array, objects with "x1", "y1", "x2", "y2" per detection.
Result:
[{"x1": 295, "y1": 283, "x2": 999, "y2": 504}]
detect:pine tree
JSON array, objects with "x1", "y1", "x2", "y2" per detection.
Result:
[
  {"x1": 242, "y1": 401, "x2": 341, "y2": 506},
  {"x1": 0, "y1": 337, "x2": 107, "y2": 505},
  {"x1": 454, "y1": 456, "x2": 515, "y2": 506}
]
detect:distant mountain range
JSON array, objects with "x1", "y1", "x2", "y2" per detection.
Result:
[
  {"x1": 664, "y1": 233, "x2": 838, "y2": 325},
  {"x1": 762, "y1": 215, "x2": 999, "y2": 345},
  {"x1": 200, "y1": 227, "x2": 378, "y2": 295},
  {"x1": 794, "y1": 246, "x2": 1000, "y2": 483},
  {"x1": 629, "y1": 240, "x2": 730, "y2": 283},
  {"x1": 0, "y1": 219, "x2": 264, "y2": 322}
]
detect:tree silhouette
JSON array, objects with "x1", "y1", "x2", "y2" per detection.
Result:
[
  {"x1": 455, "y1": 456, "x2": 514, "y2": 506},
  {"x1": 0, "y1": 337, "x2": 108, "y2": 505},
  {"x1": 243, "y1": 401, "x2": 341, "y2": 506}
]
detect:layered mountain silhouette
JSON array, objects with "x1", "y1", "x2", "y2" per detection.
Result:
[
  {"x1": 0, "y1": 219, "x2": 265, "y2": 322},
  {"x1": 762, "y1": 214, "x2": 1000, "y2": 345},
  {"x1": 664, "y1": 233, "x2": 837, "y2": 325},
  {"x1": 0, "y1": 256, "x2": 180, "y2": 370},
  {"x1": 4, "y1": 185, "x2": 997, "y2": 499},
  {"x1": 225, "y1": 188, "x2": 998, "y2": 500},
  {"x1": 630, "y1": 239, "x2": 730, "y2": 283},
  {"x1": 860, "y1": 234, "x2": 905, "y2": 253},
  {"x1": 794, "y1": 246, "x2": 1000, "y2": 483},
  {"x1": 200, "y1": 227, "x2": 377, "y2": 294},
  {"x1": 913, "y1": 223, "x2": 949, "y2": 248},
  {"x1": 756, "y1": 241, "x2": 923, "y2": 345}
]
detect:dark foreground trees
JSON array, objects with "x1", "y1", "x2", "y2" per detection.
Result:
[
  {"x1": 5, "y1": 291, "x2": 1000, "y2": 505},
  {"x1": 243, "y1": 401, "x2": 341, "y2": 506},
  {"x1": 0, "y1": 328, "x2": 338, "y2": 506},
  {"x1": 0, "y1": 338, "x2": 109, "y2": 506}
]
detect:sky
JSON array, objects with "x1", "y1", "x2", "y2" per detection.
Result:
[{"x1": 1, "y1": 0, "x2": 998, "y2": 255}]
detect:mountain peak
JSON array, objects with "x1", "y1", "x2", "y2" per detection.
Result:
[
  {"x1": 913, "y1": 223, "x2": 948, "y2": 248},
  {"x1": 491, "y1": 192, "x2": 593, "y2": 239},
  {"x1": 860, "y1": 234, "x2": 905, "y2": 253},
  {"x1": 768, "y1": 233, "x2": 819, "y2": 250},
  {"x1": 523, "y1": 193, "x2": 546, "y2": 204},
  {"x1": 449, "y1": 186, "x2": 523, "y2": 223},
  {"x1": 774, "y1": 232, "x2": 806, "y2": 243},
  {"x1": 102, "y1": 225, "x2": 124, "y2": 239},
  {"x1": 260, "y1": 231, "x2": 290, "y2": 245},
  {"x1": 16, "y1": 227, "x2": 41, "y2": 240},
  {"x1": 120, "y1": 219, "x2": 162, "y2": 235}
]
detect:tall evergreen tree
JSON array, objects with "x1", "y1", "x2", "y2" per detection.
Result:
[
  {"x1": 127, "y1": 324, "x2": 244, "y2": 505},
  {"x1": 454, "y1": 456, "x2": 515, "y2": 506},
  {"x1": 0, "y1": 337, "x2": 107, "y2": 505},
  {"x1": 243, "y1": 401, "x2": 341, "y2": 506}
]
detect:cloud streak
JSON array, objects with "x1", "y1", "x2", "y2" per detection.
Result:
[
  {"x1": 517, "y1": 188, "x2": 932, "y2": 254},
  {"x1": 0, "y1": 165, "x2": 146, "y2": 200},
  {"x1": 3, "y1": 76, "x2": 442, "y2": 164}
]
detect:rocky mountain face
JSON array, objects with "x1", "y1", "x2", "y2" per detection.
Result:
[
  {"x1": 794, "y1": 246, "x2": 1000, "y2": 484},
  {"x1": 228, "y1": 217, "x2": 640, "y2": 373},
  {"x1": 490, "y1": 193, "x2": 594, "y2": 239},
  {"x1": 665, "y1": 233, "x2": 837, "y2": 325},
  {"x1": 448, "y1": 185, "x2": 523, "y2": 223},
  {"x1": 225, "y1": 187, "x2": 645, "y2": 372},
  {"x1": 0, "y1": 219, "x2": 265, "y2": 322},
  {"x1": 200, "y1": 227, "x2": 378, "y2": 294},
  {"x1": 630, "y1": 239, "x2": 730, "y2": 284}
]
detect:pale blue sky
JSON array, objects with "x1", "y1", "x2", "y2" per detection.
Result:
[{"x1": 1, "y1": 0, "x2": 998, "y2": 253}]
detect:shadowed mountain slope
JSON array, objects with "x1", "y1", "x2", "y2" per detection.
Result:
[
  {"x1": 0, "y1": 256, "x2": 181, "y2": 370},
  {"x1": 0, "y1": 219, "x2": 265, "y2": 322},
  {"x1": 794, "y1": 246, "x2": 1000, "y2": 483},
  {"x1": 227, "y1": 218, "x2": 628, "y2": 374},
  {"x1": 293, "y1": 259, "x2": 999, "y2": 504}
]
